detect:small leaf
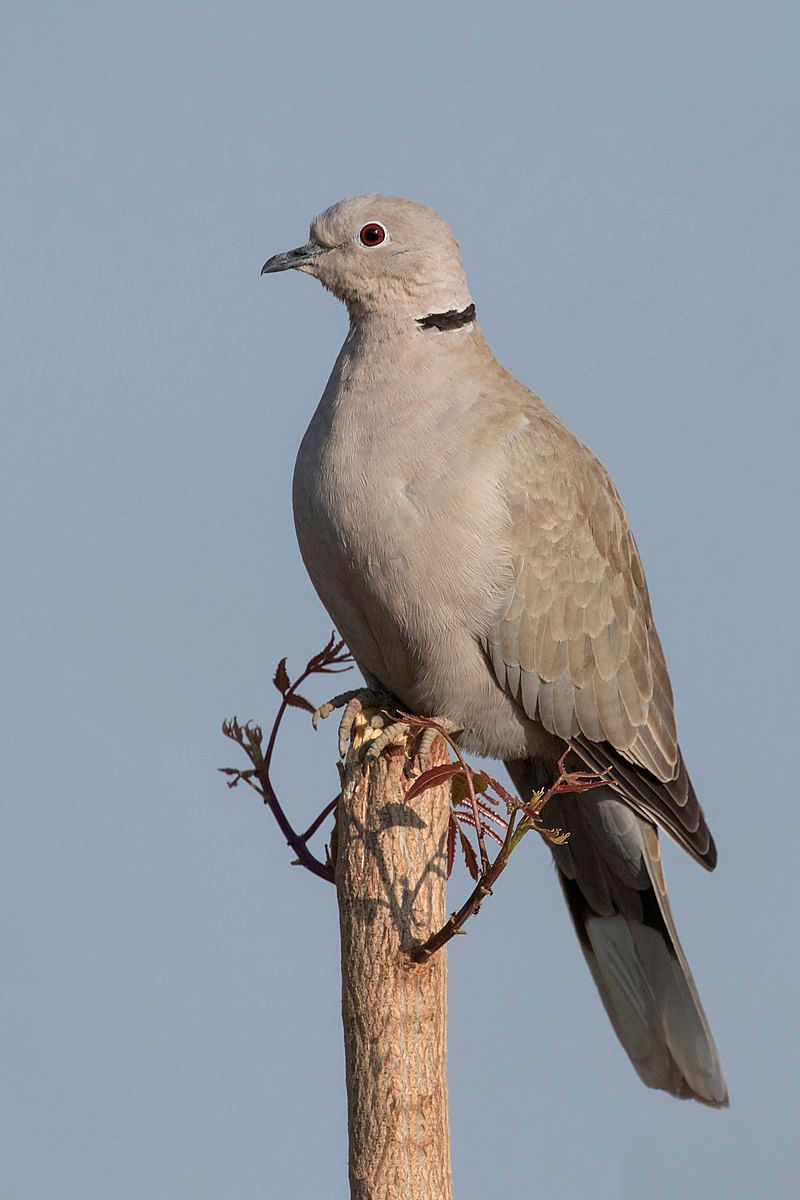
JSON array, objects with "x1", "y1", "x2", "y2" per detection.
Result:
[
  {"x1": 477, "y1": 770, "x2": 519, "y2": 812},
  {"x1": 306, "y1": 634, "x2": 353, "y2": 675},
  {"x1": 552, "y1": 772, "x2": 609, "y2": 796},
  {"x1": 450, "y1": 770, "x2": 488, "y2": 806},
  {"x1": 273, "y1": 658, "x2": 290, "y2": 695},
  {"x1": 454, "y1": 812, "x2": 504, "y2": 847},
  {"x1": 244, "y1": 721, "x2": 263, "y2": 742},
  {"x1": 458, "y1": 827, "x2": 480, "y2": 880},
  {"x1": 285, "y1": 692, "x2": 315, "y2": 714},
  {"x1": 242, "y1": 724, "x2": 263, "y2": 766},
  {"x1": 446, "y1": 817, "x2": 456, "y2": 879},
  {"x1": 472, "y1": 798, "x2": 508, "y2": 827},
  {"x1": 222, "y1": 717, "x2": 244, "y2": 744},
  {"x1": 405, "y1": 762, "x2": 462, "y2": 802}
]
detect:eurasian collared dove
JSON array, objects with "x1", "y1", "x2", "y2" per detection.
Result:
[{"x1": 262, "y1": 194, "x2": 728, "y2": 1107}]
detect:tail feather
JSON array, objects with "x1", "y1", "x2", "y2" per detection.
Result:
[{"x1": 505, "y1": 758, "x2": 728, "y2": 1107}]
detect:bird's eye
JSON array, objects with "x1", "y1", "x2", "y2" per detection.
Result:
[{"x1": 359, "y1": 222, "x2": 386, "y2": 247}]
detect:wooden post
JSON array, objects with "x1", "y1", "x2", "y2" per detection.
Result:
[{"x1": 335, "y1": 731, "x2": 453, "y2": 1200}]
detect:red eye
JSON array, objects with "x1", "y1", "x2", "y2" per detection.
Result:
[{"x1": 359, "y1": 222, "x2": 386, "y2": 247}]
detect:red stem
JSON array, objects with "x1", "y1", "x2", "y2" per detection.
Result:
[
  {"x1": 407, "y1": 813, "x2": 518, "y2": 962},
  {"x1": 300, "y1": 795, "x2": 340, "y2": 843},
  {"x1": 252, "y1": 649, "x2": 348, "y2": 884},
  {"x1": 258, "y1": 769, "x2": 334, "y2": 883}
]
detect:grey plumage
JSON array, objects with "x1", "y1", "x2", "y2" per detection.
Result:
[{"x1": 263, "y1": 193, "x2": 727, "y2": 1107}]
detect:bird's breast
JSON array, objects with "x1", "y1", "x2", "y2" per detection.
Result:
[{"x1": 292, "y1": 380, "x2": 512, "y2": 707}]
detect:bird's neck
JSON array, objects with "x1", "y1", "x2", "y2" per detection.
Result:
[
  {"x1": 317, "y1": 312, "x2": 495, "y2": 449},
  {"x1": 344, "y1": 275, "x2": 474, "y2": 328},
  {"x1": 344, "y1": 300, "x2": 477, "y2": 344}
]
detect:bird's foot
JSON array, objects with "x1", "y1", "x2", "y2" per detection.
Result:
[
  {"x1": 409, "y1": 720, "x2": 462, "y2": 771},
  {"x1": 312, "y1": 688, "x2": 396, "y2": 759},
  {"x1": 312, "y1": 689, "x2": 460, "y2": 769},
  {"x1": 362, "y1": 713, "x2": 463, "y2": 773}
]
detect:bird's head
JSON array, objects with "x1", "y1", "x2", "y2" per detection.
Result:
[{"x1": 262, "y1": 194, "x2": 473, "y2": 322}]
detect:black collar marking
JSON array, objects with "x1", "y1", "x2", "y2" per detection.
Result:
[{"x1": 416, "y1": 303, "x2": 476, "y2": 332}]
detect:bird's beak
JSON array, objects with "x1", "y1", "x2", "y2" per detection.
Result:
[{"x1": 261, "y1": 242, "x2": 323, "y2": 275}]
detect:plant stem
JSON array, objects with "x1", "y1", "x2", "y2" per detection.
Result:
[{"x1": 406, "y1": 814, "x2": 525, "y2": 963}]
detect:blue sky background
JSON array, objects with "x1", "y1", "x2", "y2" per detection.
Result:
[{"x1": 4, "y1": 3, "x2": 799, "y2": 1196}]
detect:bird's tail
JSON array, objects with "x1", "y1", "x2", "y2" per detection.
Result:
[{"x1": 505, "y1": 757, "x2": 728, "y2": 1107}]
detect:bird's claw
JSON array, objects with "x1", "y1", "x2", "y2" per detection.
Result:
[
  {"x1": 361, "y1": 720, "x2": 414, "y2": 763},
  {"x1": 415, "y1": 726, "x2": 440, "y2": 769},
  {"x1": 313, "y1": 689, "x2": 461, "y2": 770},
  {"x1": 359, "y1": 715, "x2": 461, "y2": 769},
  {"x1": 312, "y1": 688, "x2": 393, "y2": 758}
]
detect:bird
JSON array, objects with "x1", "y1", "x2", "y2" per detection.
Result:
[{"x1": 261, "y1": 194, "x2": 728, "y2": 1107}]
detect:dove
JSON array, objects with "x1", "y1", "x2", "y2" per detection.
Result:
[{"x1": 262, "y1": 194, "x2": 728, "y2": 1106}]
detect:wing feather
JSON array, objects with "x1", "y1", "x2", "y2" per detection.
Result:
[{"x1": 489, "y1": 409, "x2": 715, "y2": 866}]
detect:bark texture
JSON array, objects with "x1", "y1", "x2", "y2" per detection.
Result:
[{"x1": 336, "y1": 733, "x2": 452, "y2": 1200}]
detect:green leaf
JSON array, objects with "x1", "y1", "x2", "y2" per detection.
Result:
[{"x1": 450, "y1": 770, "x2": 488, "y2": 806}]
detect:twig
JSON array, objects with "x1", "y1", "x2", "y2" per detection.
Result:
[
  {"x1": 220, "y1": 633, "x2": 353, "y2": 884},
  {"x1": 221, "y1": 640, "x2": 608, "y2": 942},
  {"x1": 299, "y1": 794, "x2": 340, "y2": 843},
  {"x1": 407, "y1": 815, "x2": 518, "y2": 963},
  {"x1": 403, "y1": 746, "x2": 609, "y2": 963},
  {"x1": 402, "y1": 714, "x2": 492, "y2": 874}
]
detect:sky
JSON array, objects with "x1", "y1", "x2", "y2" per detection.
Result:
[{"x1": 3, "y1": 2, "x2": 799, "y2": 1196}]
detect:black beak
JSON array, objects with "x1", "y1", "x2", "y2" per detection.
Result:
[{"x1": 261, "y1": 242, "x2": 322, "y2": 275}]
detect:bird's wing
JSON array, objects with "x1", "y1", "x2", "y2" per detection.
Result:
[{"x1": 487, "y1": 409, "x2": 715, "y2": 867}]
